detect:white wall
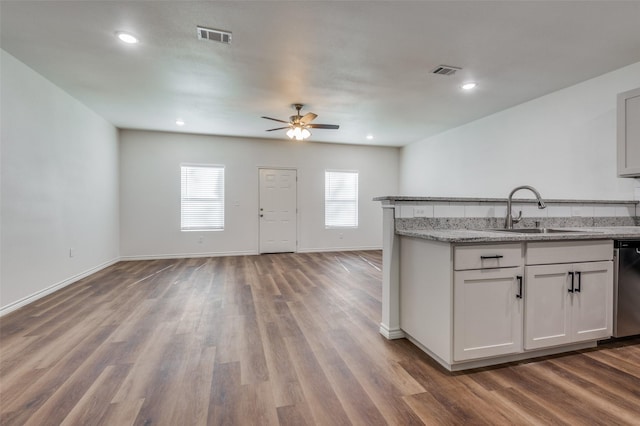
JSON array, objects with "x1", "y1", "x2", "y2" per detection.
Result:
[
  {"x1": 1, "y1": 50, "x2": 120, "y2": 313},
  {"x1": 119, "y1": 130, "x2": 399, "y2": 258},
  {"x1": 400, "y1": 61, "x2": 640, "y2": 200}
]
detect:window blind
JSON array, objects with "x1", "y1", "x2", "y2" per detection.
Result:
[
  {"x1": 181, "y1": 165, "x2": 224, "y2": 230},
  {"x1": 325, "y1": 170, "x2": 358, "y2": 228}
]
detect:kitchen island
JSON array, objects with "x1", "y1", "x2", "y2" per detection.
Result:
[{"x1": 376, "y1": 196, "x2": 640, "y2": 371}]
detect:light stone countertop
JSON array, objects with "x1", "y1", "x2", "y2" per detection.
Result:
[
  {"x1": 397, "y1": 226, "x2": 640, "y2": 243},
  {"x1": 374, "y1": 196, "x2": 638, "y2": 205}
]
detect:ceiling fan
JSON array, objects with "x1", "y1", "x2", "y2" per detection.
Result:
[{"x1": 262, "y1": 104, "x2": 339, "y2": 140}]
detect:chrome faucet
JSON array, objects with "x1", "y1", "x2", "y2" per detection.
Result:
[{"x1": 505, "y1": 185, "x2": 546, "y2": 229}]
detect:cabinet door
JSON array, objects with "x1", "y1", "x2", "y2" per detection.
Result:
[
  {"x1": 572, "y1": 261, "x2": 613, "y2": 342},
  {"x1": 453, "y1": 267, "x2": 523, "y2": 361},
  {"x1": 525, "y1": 264, "x2": 572, "y2": 350},
  {"x1": 618, "y1": 87, "x2": 640, "y2": 176}
]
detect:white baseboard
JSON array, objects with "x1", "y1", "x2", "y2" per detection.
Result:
[
  {"x1": 298, "y1": 246, "x2": 382, "y2": 253},
  {"x1": 379, "y1": 324, "x2": 405, "y2": 340},
  {"x1": 0, "y1": 258, "x2": 120, "y2": 317},
  {"x1": 119, "y1": 250, "x2": 257, "y2": 261},
  {"x1": 123, "y1": 248, "x2": 381, "y2": 260}
]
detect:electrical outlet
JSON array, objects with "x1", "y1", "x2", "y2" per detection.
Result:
[
  {"x1": 400, "y1": 205, "x2": 414, "y2": 218},
  {"x1": 415, "y1": 208, "x2": 426, "y2": 217},
  {"x1": 339, "y1": 233, "x2": 344, "y2": 239},
  {"x1": 198, "y1": 236, "x2": 204, "y2": 244}
]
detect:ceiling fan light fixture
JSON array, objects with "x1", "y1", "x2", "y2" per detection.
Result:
[
  {"x1": 263, "y1": 104, "x2": 337, "y2": 140},
  {"x1": 286, "y1": 125, "x2": 311, "y2": 141}
]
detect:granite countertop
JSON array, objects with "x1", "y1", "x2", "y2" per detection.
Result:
[
  {"x1": 374, "y1": 196, "x2": 638, "y2": 205},
  {"x1": 397, "y1": 226, "x2": 640, "y2": 243}
]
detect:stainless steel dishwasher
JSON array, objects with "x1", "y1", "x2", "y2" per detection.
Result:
[{"x1": 613, "y1": 240, "x2": 640, "y2": 337}]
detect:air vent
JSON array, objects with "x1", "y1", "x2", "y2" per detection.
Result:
[
  {"x1": 430, "y1": 65, "x2": 461, "y2": 76},
  {"x1": 197, "y1": 26, "x2": 232, "y2": 44}
]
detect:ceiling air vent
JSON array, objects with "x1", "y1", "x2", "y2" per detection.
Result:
[
  {"x1": 197, "y1": 26, "x2": 232, "y2": 44},
  {"x1": 430, "y1": 65, "x2": 461, "y2": 76}
]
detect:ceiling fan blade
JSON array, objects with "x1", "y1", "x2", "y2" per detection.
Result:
[
  {"x1": 265, "y1": 126, "x2": 291, "y2": 132},
  {"x1": 261, "y1": 116, "x2": 290, "y2": 124},
  {"x1": 300, "y1": 112, "x2": 318, "y2": 124},
  {"x1": 308, "y1": 124, "x2": 339, "y2": 130}
]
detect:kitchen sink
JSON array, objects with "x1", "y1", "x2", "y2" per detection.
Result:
[{"x1": 486, "y1": 228, "x2": 595, "y2": 234}]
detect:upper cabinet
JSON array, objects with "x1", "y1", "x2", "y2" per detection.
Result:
[{"x1": 617, "y1": 87, "x2": 640, "y2": 177}]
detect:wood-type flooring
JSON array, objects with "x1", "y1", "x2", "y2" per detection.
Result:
[{"x1": 1, "y1": 251, "x2": 639, "y2": 425}]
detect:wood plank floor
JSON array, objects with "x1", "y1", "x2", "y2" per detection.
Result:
[{"x1": 1, "y1": 251, "x2": 639, "y2": 425}]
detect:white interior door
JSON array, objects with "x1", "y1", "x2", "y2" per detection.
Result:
[{"x1": 259, "y1": 168, "x2": 297, "y2": 253}]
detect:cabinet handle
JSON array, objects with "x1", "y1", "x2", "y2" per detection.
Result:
[
  {"x1": 516, "y1": 275, "x2": 523, "y2": 299},
  {"x1": 480, "y1": 255, "x2": 504, "y2": 260},
  {"x1": 575, "y1": 271, "x2": 581, "y2": 293},
  {"x1": 568, "y1": 271, "x2": 574, "y2": 293}
]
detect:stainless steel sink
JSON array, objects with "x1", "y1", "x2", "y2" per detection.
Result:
[{"x1": 487, "y1": 228, "x2": 594, "y2": 234}]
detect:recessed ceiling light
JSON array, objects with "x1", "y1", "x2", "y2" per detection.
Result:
[
  {"x1": 461, "y1": 82, "x2": 477, "y2": 90},
  {"x1": 366, "y1": 135, "x2": 374, "y2": 140},
  {"x1": 116, "y1": 32, "x2": 139, "y2": 44},
  {"x1": 176, "y1": 119, "x2": 185, "y2": 126}
]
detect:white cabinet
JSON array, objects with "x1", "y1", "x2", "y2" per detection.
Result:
[
  {"x1": 453, "y1": 243, "x2": 524, "y2": 361},
  {"x1": 398, "y1": 236, "x2": 613, "y2": 371},
  {"x1": 524, "y1": 263, "x2": 572, "y2": 348},
  {"x1": 571, "y1": 261, "x2": 613, "y2": 341},
  {"x1": 453, "y1": 266, "x2": 523, "y2": 361},
  {"x1": 454, "y1": 243, "x2": 522, "y2": 270},
  {"x1": 617, "y1": 87, "x2": 640, "y2": 177},
  {"x1": 525, "y1": 261, "x2": 612, "y2": 349},
  {"x1": 525, "y1": 241, "x2": 613, "y2": 350}
]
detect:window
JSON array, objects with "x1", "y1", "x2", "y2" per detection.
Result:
[
  {"x1": 325, "y1": 170, "x2": 358, "y2": 228},
  {"x1": 181, "y1": 164, "x2": 224, "y2": 230}
]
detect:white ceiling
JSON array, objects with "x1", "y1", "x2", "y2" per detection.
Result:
[{"x1": 2, "y1": 1, "x2": 640, "y2": 147}]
